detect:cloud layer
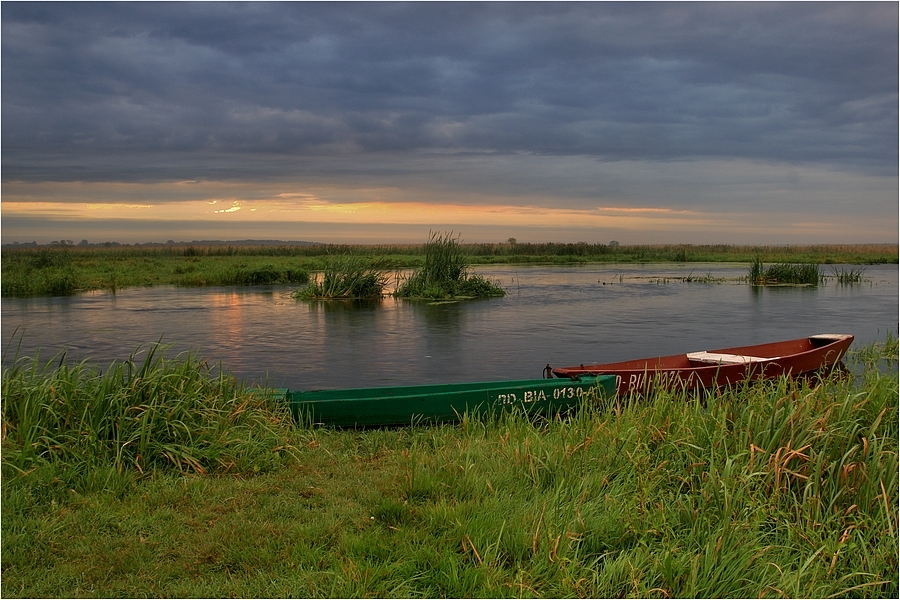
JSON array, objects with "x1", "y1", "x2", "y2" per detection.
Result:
[{"x1": 2, "y1": 2, "x2": 897, "y2": 243}]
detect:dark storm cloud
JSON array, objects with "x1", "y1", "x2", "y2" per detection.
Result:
[{"x1": 2, "y1": 1, "x2": 897, "y2": 183}]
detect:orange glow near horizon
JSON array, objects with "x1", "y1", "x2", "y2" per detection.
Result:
[
  {"x1": 0, "y1": 195, "x2": 714, "y2": 232},
  {"x1": 1, "y1": 178, "x2": 895, "y2": 243},
  {"x1": 0, "y1": 179, "x2": 717, "y2": 231}
]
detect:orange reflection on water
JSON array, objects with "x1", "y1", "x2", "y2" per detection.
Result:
[{"x1": 207, "y1": 290, "x2": 245, "y2": 350}]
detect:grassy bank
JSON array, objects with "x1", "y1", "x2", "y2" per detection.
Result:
[
  {"x1": 0, "y1": 249, "x2": 311, "y2": 297},
  {"x1": 2, "y1": 340, "x2": 897, "y2": 597},
  {"x1": 2, "y1": 243, "x2": 896, "y2": 297}
]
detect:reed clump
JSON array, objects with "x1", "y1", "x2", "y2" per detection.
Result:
[
  {"x1": 395, "y1": 232, "x2": 505, "y2": 300},
  {"x1": 830, "y1": 265, "x2": 868, "y2": 285},
  {"x1": 681, "y1": 269, "x2": 724, "y2": 283},
  {"x1": 1, "y1": 343, "x2": 296, "y2": 495},
  {"x1": 748, "y1": 257, "x2": 822, "y2": 285},
  {"x1": 293, "y1": 255, "x2": 389, "y2": 300}
]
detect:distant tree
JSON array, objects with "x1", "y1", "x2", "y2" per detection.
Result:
[
  {"x1": 609, "y1": 240, "x2": 620, "y2": 247},
  {"x1": 507, "y1": 237, "x2": 517, "y2": 245},
  {"x1": 78, "y1": 239, "x2": 89, "y2": 246}
]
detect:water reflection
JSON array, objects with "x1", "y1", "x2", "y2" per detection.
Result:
[
  {"x1": 749, "y1": 284, "x2": 821, "y2": 299},
  {"x1": 412, "y1": 301, "x2": 467, "y2": 334},
  {"x1": 408, "y1": 301, "x2": 470, "y2": 380}
]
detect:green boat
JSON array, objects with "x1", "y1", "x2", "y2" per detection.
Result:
[{"x1": 280, "y1": 374, "x2": 617, "y2": 427}]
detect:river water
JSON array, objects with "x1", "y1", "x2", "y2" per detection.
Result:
[{"x1": 2, "y1": 264, "x2": 896, "y2": 390}]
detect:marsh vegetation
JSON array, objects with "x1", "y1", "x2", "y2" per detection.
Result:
[
  {"x1": 0, "y1": 247, "x2": 310, "y2": 297},
  {"x1": 2, "y1": 242, "x2": 894, "y2": 297},
  {"x1": 292, "y1": 256, "x2": 389, "y2": 300},
  {"x1": 394, "y1": 232, "x2": 505, "y2": 300},
  {"x1": 1, "y1": 343, "x2": 295, "y2": 483},
  {"x1": 748, "y1": 257, "x2": 823, "y2": 286},
  {"x1": 2, "y1": 339, "x2": 897, "y2": 597},
  {"x1": 292, "y1": 233, "x2": 505, "y2": 301},
  {"x1": 831, "y1": 265, "x2": 868, "y2": 285}
]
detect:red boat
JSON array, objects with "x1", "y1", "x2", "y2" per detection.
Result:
[{"x1": 549, "y1": 334, "x2": 854, "y2": 396}]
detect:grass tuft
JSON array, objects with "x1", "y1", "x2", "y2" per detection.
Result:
[
  {"x1": 748, "y1": 258, "x2": 822, "y2": 285},
  {"x1": 1, "y1": 343, "x2": 296, "y2": 493},
  {"x1": 394, "y1": 232, "x2": 505, "y2": 300},
  {"x1": 830, "y1": 265, "x2": 868, "y2": 285},
  {"x1": 292, "y1": 255, "x2": 389, "y2": 300}
]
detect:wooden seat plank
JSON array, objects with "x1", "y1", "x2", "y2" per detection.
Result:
[{"x1": 686, "y1": 351, "x2": 770, "y2": 365}]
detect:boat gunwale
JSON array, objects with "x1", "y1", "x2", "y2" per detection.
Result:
[{"x1": 283, "y1": 374, "x2": 615, "y2": 403}]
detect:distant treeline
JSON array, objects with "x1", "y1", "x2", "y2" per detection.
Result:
[
  {"x1": 2, "y1": 241, "x2": 897, "y2": 263},
  {"x1": 2, "y1": 238, "x2": 319, "y2": 249},
  {"x1": 455, "y1": 242, "x2": 898, "y2": 264}
]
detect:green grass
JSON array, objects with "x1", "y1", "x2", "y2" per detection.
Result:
[
  {"x1": 749, "y1": 258, "x2": 822, "y2": 285},
  {"x1": 2, "y1": 340, "x2": 897, "y2": 597},
  {"x1": 4, "y1": 243, "x2": 894, "y2": 297},
  {"x1": 292, "y1": 255, "x2": 389, "y2": 300},
  {"x1": 1, "y1": 249, "x2": 310, "y2": 296},
  {"x1": 1, "y1": 342, "x2": 296, "y2": 487},
  {"x1": 394, "y1": 232, "x2": 505, "y2": 300}
]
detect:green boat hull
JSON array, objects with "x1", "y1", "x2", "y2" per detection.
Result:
[{"x1": 282, "y1": 375, "x2": 617, "y2": 427}]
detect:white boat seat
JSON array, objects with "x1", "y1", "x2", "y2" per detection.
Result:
[{"x1": 686, "y1": 352, "x2": 771, "y2": 365}]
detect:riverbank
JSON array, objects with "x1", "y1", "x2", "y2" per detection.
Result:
[
  {"x1": 2, "y1": 340, "x2": 897, "y2": 597},
  {"x1": 1, "y1": 242, "x2": 896, "y2": 297}
]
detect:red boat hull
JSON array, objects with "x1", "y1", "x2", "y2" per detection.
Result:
[{"x1": 551, "y1": 334, "x2": 854, "y2": 396}]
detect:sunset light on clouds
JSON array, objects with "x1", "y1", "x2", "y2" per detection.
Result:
[
  {"x1": 2, "y1": 182, "x2": 716, "y2": 231},
  {"x1": 2, "y1": 2, "x2": 897, "y2": 245}
]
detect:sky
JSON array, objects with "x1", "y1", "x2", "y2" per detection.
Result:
[{"x1": 2, "y1": 1, "x2": 898, "y2": 246}]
